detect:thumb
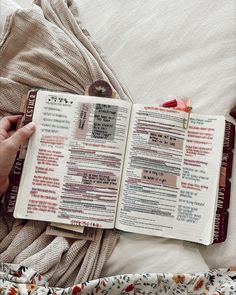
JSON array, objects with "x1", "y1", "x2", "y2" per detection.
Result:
[{"x1": 6, "y1": 122, "x2": 36, "y2": 153}]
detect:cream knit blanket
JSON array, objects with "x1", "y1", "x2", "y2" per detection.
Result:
[{"x1": 0, "y1": 0, "x2": 131, "y2": 288}]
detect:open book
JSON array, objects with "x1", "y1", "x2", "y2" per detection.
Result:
[{"x1": 5, "y1": 90, "x2": 233, "y2": 245}]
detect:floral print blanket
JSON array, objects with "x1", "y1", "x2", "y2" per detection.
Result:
[{"x1": 0, "y1": 264, "x2": 236, "y2": 294}]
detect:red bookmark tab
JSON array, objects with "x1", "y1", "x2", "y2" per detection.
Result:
[
  {"x1": 230, "y1": 106, "x2": 236, "y2": 119},
  {"x1": 162, "y1": 99, "x2": 178, "y2": 108}
]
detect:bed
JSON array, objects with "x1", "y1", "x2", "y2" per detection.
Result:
[
  {"x1": 0, "y1": 0, "x2": 235, "y2": 292},
  {"x1": 76, "y1": 0, "x2": 236, "y2": 274}
]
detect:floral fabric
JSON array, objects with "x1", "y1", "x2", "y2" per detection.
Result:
[{"x1": 0, "y1": 263, "x2": 236, "y2": 294}]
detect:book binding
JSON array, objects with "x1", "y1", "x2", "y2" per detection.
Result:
[{"x1": 213, "y1": 121, "x2": 235, "y2": 243}]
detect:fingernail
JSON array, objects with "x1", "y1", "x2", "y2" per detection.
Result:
[{"x1": 26, "y1": 122, "x2": 36, "y2": 131}]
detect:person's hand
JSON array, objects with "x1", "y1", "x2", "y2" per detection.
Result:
[{"x1": 0, "y1": 115, "x2": 35, "y2": 195}]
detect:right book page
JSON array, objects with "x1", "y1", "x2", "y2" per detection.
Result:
[{"x1": 115, "y1": 104, "x2": 225, "y2": 245}]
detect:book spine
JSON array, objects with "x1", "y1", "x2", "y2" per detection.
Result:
[
  {"x1": 2, "y1": 90, "x2": 38, "y2": 214},
  {"x1": 213, "y1": 120, "x2": 235, "y2": 243}
]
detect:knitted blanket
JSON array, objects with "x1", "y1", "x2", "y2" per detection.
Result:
[{"x1": 0, "y1": 0, "x2": 132, "y2": 287}]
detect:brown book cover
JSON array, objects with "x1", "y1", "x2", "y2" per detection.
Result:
[
  {"x1": 213, "y1": 120, "x2": 235, "y2": 243},
  {"x1": 230, "y1": 106, "x2": 236, "y2": 120},
  {"x1": 2, "y1": 90, "x2": 38, "y2": 214}
]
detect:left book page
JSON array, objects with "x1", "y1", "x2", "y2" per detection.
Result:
[{"x1": 14, "y1": 90, "x2": 131, "y2": 228}]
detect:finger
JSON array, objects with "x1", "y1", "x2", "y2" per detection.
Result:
[
  {"x1": 0, "y1": 115, "x2": 23, "y2": 143},
  {"x1": 8, "y1": 130, "x2": 15, "y2": 137},
  {"x1": 0, "y1": 177, "x2": 9, "y2": 195},
  {"x1": 0, "y1": 115, "x2": 23, "y2": 132},
  {"x1": 0, "y1": 129, "x2": 9, "y2": 143},
  {"x1": 10, "y1": 112, "x2": 25, "y2": 116},
  {"x1": 4, "y1": 122, "x2": 36, "y2": 154}
]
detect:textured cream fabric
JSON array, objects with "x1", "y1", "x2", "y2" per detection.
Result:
[
  {"x1": 0, "y1": 0, "x2": 127, "y2": 287},
  {"x1": 0, "y1": 0, "x2": 130, "y2": 117}
]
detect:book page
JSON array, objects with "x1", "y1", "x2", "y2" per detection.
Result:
[
  {"x1": 14, "y1": 90, "x2": 131, "y2": 228},
  {"x1": 50, "y1": 222, "x2": 84, "y2": 233},
  {"x1": 181, "y1": 113, "x2": 225, "y2": 244},
  {"x1": 46, "y1": 225, "x2": 96, "y2": 241},
  {"x1": 116, "y1": 105, "x2": 225, "y2": 244}
]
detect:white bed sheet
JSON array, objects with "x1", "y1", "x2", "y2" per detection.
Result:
[
  {"x1": 77, "y1": 0, "x2": 236, "y2": 271},
  {"x1": 1, "y1": 0, "x2": 235, "y2": 274}
]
